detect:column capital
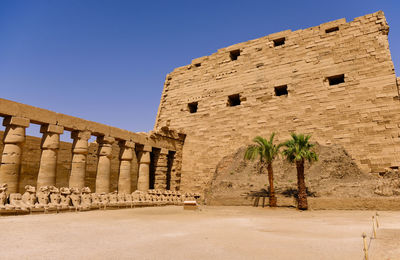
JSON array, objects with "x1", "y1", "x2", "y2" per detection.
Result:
[
  {"x1": 143, "y1": 145, "x2": 152, "y2": 152},
  {"x1": 71, "y1": 130, "x2": 91, "y2": 140},
  {"x1": 96, "y1": 135, "x2": 115, "y2": 145},
  {"x1": 119, "y1": 140, "x2": 134, "y2": 161},
  {"x1": 119, "y1": 140, "x2": 135, "y2": 149},
  {"x1": 71, "y1": 130, "x2": 91, "y2": 154},
  {"x1": 2, "y1": 117, "x2": 28, "y2": 144},
  {"x1": 40, "y1": 124, "x2": 64, "y2": 134},
  {"x1": 3, "y1": 116, "x2": 30, "y2": 128}
]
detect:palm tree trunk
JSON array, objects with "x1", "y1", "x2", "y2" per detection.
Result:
[
  {"x1": 296, "y1": 159, "x2": 308, "y2": 210},
  {"x1": 259, "y1": 161, "x2": 264, "y2": 175},
  {"x1": 267, "y1": 163, "x2": 277, "y2": 207}
]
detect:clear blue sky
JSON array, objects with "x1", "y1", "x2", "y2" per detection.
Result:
[{"x1": 1, "y1": 0, "x2": 400, "y2": 138}]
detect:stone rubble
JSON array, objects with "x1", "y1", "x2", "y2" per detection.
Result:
[{"x1": 0, "y1": 183, "x2": 200, "y2": 216}]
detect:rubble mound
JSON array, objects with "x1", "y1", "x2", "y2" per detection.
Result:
[{"x1": 205, "y1": 143, "x2": 400, "y2": 206}]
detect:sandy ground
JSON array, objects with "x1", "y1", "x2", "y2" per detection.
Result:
[{"x1": 0, "y1": 206, "x2": 399, "y2": 260}]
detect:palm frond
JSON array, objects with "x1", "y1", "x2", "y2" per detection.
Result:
[
  {"x1": 244, "y1": 145, "x2": 260, "y2": 161},
  {"x1": 244, "y1": 133, "x2": 281, "y2": 164},
  {"x1": 281, "y1": 133, "x2": 318, "y2": 164}
]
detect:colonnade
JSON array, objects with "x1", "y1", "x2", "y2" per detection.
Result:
[{"x1": 0, "y1": 116, "x2": 176, "y2": 194}]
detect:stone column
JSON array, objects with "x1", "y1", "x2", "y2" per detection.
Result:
[
  {"x1": 118, "y1": 140, "x2": 135, "y2": 194},
  {"x1": 37, "y1": 124, "x2": 64, "y2": 188},
  {"x1": 69, "y1": 130, "x2": 91, "y2": 189},
  {"x1": 95, "y1": 136, "x2": 115, "y2": 193},
  {"x1": 137, "y1": 145, "x2": 152, "y2": 191},
  {"x1": 154, "y1": 148, "x2": 169, "y2": 190},
  {"x1": 169, "y1": 151, "x2": 181, "y2": 191},
  {"x1": 0, "y1": 116, "x2": 30, "y2": 193}
]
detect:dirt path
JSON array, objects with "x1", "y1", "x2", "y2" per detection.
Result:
[{"x1": 0, "y1": 206, "x2": 399, "y2": 260}]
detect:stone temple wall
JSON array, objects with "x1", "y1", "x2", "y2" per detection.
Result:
[{"x1": 154, "y1": 11, "x2": 400, "y2": 194}]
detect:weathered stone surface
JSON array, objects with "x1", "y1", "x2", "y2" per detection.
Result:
[
  {"x1": 137, "y1": 147, "x2": 151, "y2": 191},
  {"x1": 71, "y1": 130, "x2": 91, "y2": 154},
  {"x1": 153, "y1": 148, "x2": 169, "y2": 189},
  {"x1": 95, "y1": 136, "x2": 115, "y2": 193},
  {"x1": 69, "y1": 130, "x2": 91, "y2": 189},
  {"x1": 0, "y1": 98, "x2": 183, "y2": 151},
  {"x1": 0, "y1": 117, "x2": 29, "y2": 193},
  {"x1": 37, "y1": 125, "x2": 64, "y2": 188},
  {"x1": 42, "y1": 124, "x2": 64, "y2": 135},
  {"x1": 0, "y1": 144, "x2": 23, "y2": 193},
  {"x1": 0, "y1": 96, "x2": 184, "y2": 193},
  {"x1": 118, "y1": 140, "x2": 135, "y2": 194},
  {"x1": 0, "y1": 132, "x2": 141, "y2": 194},
  {"x1": 154, "y1": 11, "x2": 400, "y2": 195},
  {"x1": 2, "y1": 116, "x2": 30, "y2": 128}
]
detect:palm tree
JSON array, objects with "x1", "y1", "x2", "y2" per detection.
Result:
[
  {"x1": 244, "y1": 133, "x2": 281, "y2": 207},
  {"x1": 282, "y1": 133, "x2": 318, "y2": 210}
]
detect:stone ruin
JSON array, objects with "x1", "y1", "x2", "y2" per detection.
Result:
[
  {"x1": 0, "y1": 98, "x2": 201, "y2": 215},
  {"x1": 1, "y1": 11, "x2": 400, "y2": 211},
  {"x1": 0, "y1": 98, "x2": 186, "y2": 194},
  {"x1": 154, "y1": 11, "x2": 400, "y2": 208},
  {"x1": 0, "y1": 182, "x2": 199, "y2": 215}
]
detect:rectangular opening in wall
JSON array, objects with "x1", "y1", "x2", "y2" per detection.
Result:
[
  {"x1": 230, "y1": 49, "x2": 241, "y2": 61},
  {"x1": 325, "y1": 26, "x2": 339, "y2": 33},
  {"x1": 188, "y1": 102, "x2": 198, "y2": 113},
  {"x1": 274, "y1": 85, "x2": 288, "y2": 96},
  {"x1": 327, "y1": 74, "x2": 345, "y2": 86},
  {"x1": 149, "y1": 148, "x2": 156, "y2": 189},
  {"x1": 194, "y1": 63, "x2": 201, "y2": 67},
  {"x1": 227, "y1": 94, "x2": 241, "y2": 106},
  {"x1": 273, "y1": 37, "x2": 285, "y2": 47}
]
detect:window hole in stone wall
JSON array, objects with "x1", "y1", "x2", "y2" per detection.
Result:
[
  {"x1": 194, "y1": 63, "x2": 201, "y2": 67},
  {"x1": 325, "y1": 26, "x2": 339, "y2": 33},
  {"x1": 227, "y1": 94, "x2": 241, "y2": 106},
  {"x1": 327, "y1": 74, "x2": 345, "y2": 85},
  {"x1": 188, "y1": 102, "x2": 198, "y2": 113},
  {"x1": 230, "y1": 50, "x2": 241, "y2": 61},
  {"x1": 274, "y1": 85, "x2": 288, "y2": 96},
  {"x1": 273, "y1": 37, "x2": 285, "y2": 47}
]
